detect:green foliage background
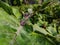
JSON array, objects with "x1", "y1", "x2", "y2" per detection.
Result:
[{"x1": 0, "y1": 0, "x2": 60, "y2": 45}]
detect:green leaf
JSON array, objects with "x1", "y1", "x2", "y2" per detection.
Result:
[
  {"x1": 0, "y1": 1, "x2": 14, "y2": 15},
  {"x1": 12, "y1": 7, "x2": 22, "y2": 19},
  {"x1": 47, "y1": 26, "x2": 57, "y2": 36},
  {"x1": 33, "y1": 24, "x2": 49, "y2": 35}
]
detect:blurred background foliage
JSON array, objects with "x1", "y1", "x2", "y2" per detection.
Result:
[{"x1": 0, "y1": 0, "x2": 60, "y2": 45}]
